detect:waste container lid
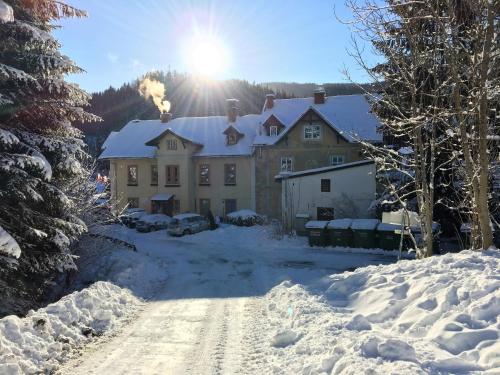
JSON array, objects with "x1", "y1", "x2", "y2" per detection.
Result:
[
  {"x1": 327, "y1": 219, "x2": 352, "y2": 229},
  {"x1": 305, "y1": 220, "x2": 329, "y2": 229},
  {"x1": 351, "y1": 219, "x2": 380, "y2": 230},
  {"x1": 377, "y1": 222, "x2": 401, "y2": 232},
  {"x1": 296, "y1": 213, "x2": 311, "y2": 218}
]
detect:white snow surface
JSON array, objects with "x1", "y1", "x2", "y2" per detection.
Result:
[
  {"x1": 266, "y1": 249, "x2": 500, "y2": 374},
  {"x1": 13, "y1": 224, "x2": 498, "y2": 374},
  {"x1": 0, "y1": 282, "x2": 140, "y2": 374},
  {"x1": 255, "y1": 95, "x2": 382, "y2": 145},
  {"x1": 99, "y1": 114, "x2": 261, "y2": 159},
  {"x1": 0, "y1": 225, "x2": 21, "y2": 258}
]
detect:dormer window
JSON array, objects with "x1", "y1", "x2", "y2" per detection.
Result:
[
  {"x1": 227, "y1": 133, "x2": 237, "y2": 145},
  {"x1": 270, "y1": 126, "x2": 278, "y2": 136}
]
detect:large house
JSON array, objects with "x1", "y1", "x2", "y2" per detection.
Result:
[{"x1": 99, "y1": 89, "x2": 382, "y2": 218}]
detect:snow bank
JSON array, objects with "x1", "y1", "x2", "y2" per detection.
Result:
[
  {"x1": 0, "y1": 0, "x2": 14, "y2": 23},
  {"x1": 265, "y1": 249, "x2": 500, "y2": 374},
  {"x1": 0, "y1": 281, "x2": 141, "y2": 374},
  {"x1": 226, "y1": 209, "x2": 260, "y2": 219}
]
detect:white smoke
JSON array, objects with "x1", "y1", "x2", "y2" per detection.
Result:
[{"x1": 138, "y1": 78, "x2": 171, "y2": 113}]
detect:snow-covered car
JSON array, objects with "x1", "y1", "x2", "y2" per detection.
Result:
[
  {"x1": 136, "y1": 214, "x2": 172, "y2": 232},
  {"x1": 119, "y1": 208, "x2": 146, "y2": 227},
  {"x1": 167, "y1": 213, "x2": 210, "y2": 236},
  {"x1": 226, "y1": 209, "x2": 264, "y2": 226}
]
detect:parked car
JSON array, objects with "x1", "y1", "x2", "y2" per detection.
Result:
[
  {"x1": 136, "y1": 214, "x2": 172, "y2": 232},
  {"x1": 119, "y1": 208, "x2": 146, "y2": 227},
  {"x1": 167, "y1": 213, "x2": 210, "y2": 236}
]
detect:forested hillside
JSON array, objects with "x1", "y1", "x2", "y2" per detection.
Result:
[{"x1": 263, "y1": 82, "x2": 381, "y2": 98}]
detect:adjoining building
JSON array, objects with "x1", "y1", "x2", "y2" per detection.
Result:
[
  {"x1": 99, "y1": 90, "x2": 383, "y2": 219},
  {"x1": 253, "y1": 89, "x2": 382, "y2": 218},
  {"x1": 276, "y1": 160, "x2": 377, "y2": 231}
]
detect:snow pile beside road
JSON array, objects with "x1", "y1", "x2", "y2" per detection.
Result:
[
  {"x1": 265, "y1": 249, "x2": 500, "y2": 374},
  {"x1": 0, "y1": 281, "x2": 140, "y2": 374}
]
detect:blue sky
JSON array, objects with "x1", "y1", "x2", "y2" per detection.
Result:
[{"x1": 55, "y1": 0, "x2": 377, "y2": 93}]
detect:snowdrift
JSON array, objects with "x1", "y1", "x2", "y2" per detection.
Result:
[
  {"x1": 0, "y1": 281, "x2": 141, "y2": 374},
  {"x1": 266, "y1": 249, "x2": 499, "y2": 374}
]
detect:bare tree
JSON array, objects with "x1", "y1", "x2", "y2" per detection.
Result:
[{"x1": 343, "y1": 0, "x2": 498, "y2": 254}]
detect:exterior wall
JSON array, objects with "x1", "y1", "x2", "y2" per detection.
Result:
[
  {"x1": 111, "y1": 158, "x2": 158, "y2": 212},
  {"x1": 155, "y1": 133, "x2": 198, "y2": 214},
  {"x1": 193, "y1": 156, "x2": 254, "y2": 217},
  {"x1": 255, "y1": 112, "x2": 365, "y2": 219},
  {"x1": 108, "y1": 133, "x2": 255, "y2": 217},
  {"x1": 281, "y1": 163, "x2": 376, "y2": 229}
]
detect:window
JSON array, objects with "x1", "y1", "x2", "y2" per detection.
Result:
[
  {"x1": 150, "y1": 165, "x2": 158, "y2": 185},
  {"x1": 227, "y1": 133, "x2": 237, "y2": 145},
  {"x1": 165, "y1": 165, "x2": 179, "y2": 185},
  {"x1": 127, "y1": 165, "x2": 138, "y2": 185},
  {"x1": 173, "y1": 199, "x2": 180, "y2": 215},
  {"x1": 127, "y1": 197, "x2": 139, "y2": 208},
  {"x1": 330, "y1": 154, "x2": 345, "y2": 166},
  {"x1": 280, "y1": 157, "x2": 293, "y2": 172},
  {"x1": 199, "y1": 164, "x2": 210, "y2": 185},
  {"x1": 321, "y1": 178, "x2": 331, "y2": 192},
  {"x1": 304, "y1": 124, "x2": 321, "y2": 140},
  {"x1": 224, "y1": 163, "x2": 236, "y2": 185},
  {"x1": 270, "y1": 126, "x2": 278, "y2": 136},
  {"x1": 199, "y1": 199, "x2": 210, "y2": 216},
  {"x1": 166, "y1": 139, "x2": 177, "y2": 150},
  {"x1": 224, "y1": 199, "x2": 237, "y2": 215}
]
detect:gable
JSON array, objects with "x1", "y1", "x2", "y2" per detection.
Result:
[{"x1": 275, "y1": 108, "x2": 350, "y2": 146}]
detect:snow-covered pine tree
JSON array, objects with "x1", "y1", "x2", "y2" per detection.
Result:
[{"x1": 0, "y1": 0, "x2": 99, "y2": 315}]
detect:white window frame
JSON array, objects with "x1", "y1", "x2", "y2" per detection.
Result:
[
  {"x1": 280, "y1": 157, "x2": 293, "y2": 172},
  {"x1": 270, "y1": 125, "x2": 278, "y2": 136},
  {"x1": 166, "y1": 139, "x2": 178, "y2": 150},
  {"x1": 304, "y1": 124, "x2": 321, "y2": 140},
  {"x1": 330, "y1": 154, "x2": 345, "y2": 166}
]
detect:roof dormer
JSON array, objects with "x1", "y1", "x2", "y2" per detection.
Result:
[
  {"x1": 223, "y1": 125, "x2": 244, "y2": 145},
  {"x1": 262, "y1": 114, "x2": 285, "y2": 136}
]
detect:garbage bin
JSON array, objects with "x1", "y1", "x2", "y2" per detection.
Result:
[
  {"x1": 305, "y1": 221, "x2": 330, "y2": 247},
  {"x1": 351, "y1": 219, "x2": 380, "y2": 249},
  {"x1": 377, "y1": 222, "x2": 402, "y2": 250},
  {"x1": 327, "y1": 219, "x2": 353, "y2": 247},
  {"x1": 295, "y1": 213, "x2": 311, "y2": 236}
]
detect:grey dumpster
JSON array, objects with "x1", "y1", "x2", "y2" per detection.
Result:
[{"x1": 305, "y1": 220, "x2": 330, "y2": 247}]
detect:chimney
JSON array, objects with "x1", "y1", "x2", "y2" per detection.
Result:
[
  {"x1": 314, "y1": 87, "x2": 326, "y2": 104},
  {"x1": 265, "y1": 94, "x2": 275, "y2": 109},
  {"x1": 226, "y1": 99, "x2": 239, "y2": 123},
  {"x1": 160, "y1": 112, "x2": 172, "y2": 123}
]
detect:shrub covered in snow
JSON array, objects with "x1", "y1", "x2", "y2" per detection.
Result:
[
  {"x1": 226, "y1": 209, "x2": 264, "y2": 227},
  {"x1": 265, "y1": 249, "x2": 500, "y2": 374},
  {"x1": 0, "y1": 281, "x2": 140, "y2": 374}
]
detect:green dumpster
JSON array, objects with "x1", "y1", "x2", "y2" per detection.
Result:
[
  {"x1": 351, "y1": 219, "x2": 380, "y2": 249},
  {"x1": 327, "y1": 219, "x2": 353, "y2": 247},
  {"x1": 295, "y1": 213, "x2": 311, "y2": 236},
  {"x1": 377, "y1": 223, "x2": 402, "y2": 250},
  {"x1": 305, "y1": 220, "x2": 330, "y2": 247}
]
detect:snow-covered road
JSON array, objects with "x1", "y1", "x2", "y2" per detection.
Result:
[{"x1": 58, "y1": 225, "x2": 395, "y2": 374}]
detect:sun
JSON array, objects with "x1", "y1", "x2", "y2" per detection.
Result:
[{"x1": 187, "y1": 37, "x2": 229, "y2": 78}]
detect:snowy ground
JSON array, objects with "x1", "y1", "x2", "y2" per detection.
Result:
[{"x1": 2, "y1": 224, "x2": 498, "y2": 374}]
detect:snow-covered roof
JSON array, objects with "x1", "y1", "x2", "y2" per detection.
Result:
[
  {"x1": 275, "y1": 160, "x2": 374, "y2": 180},
  {"x1": 99, "y1": 115, "x2": 261, "y2": 159},
  {"x1": 305, "y1": 220, "x2": 329, "y2": 229},
  {"x1": 327, "y1": 219, "x2": 353, "y2": 229},
  {"x1": 254, "y1": 95, "x2": 382, "y2": 145},
  {"x1": 351, "y1": 219, "x2": 380, "y2": 230}
]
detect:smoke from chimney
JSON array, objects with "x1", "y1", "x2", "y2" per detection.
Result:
[{"x1": 138, "y1": 78, "x2": 171, "y2": 113}]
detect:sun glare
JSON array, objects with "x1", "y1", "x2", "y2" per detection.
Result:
[{"x1": 187, "y1": 37, "x2": 229, "y2": 78}]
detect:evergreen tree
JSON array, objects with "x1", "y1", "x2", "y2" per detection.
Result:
[{"x1": 0, "y1": 0, "x2": 98, "y2": 315}]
